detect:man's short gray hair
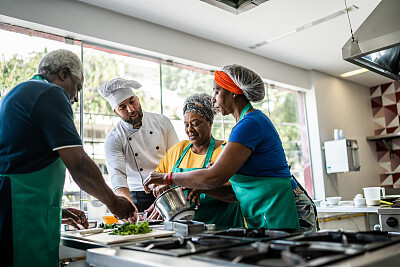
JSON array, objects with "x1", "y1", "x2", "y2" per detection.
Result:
[{"x1": 38, "y1": 49, "x2": 83, "y2": 78}]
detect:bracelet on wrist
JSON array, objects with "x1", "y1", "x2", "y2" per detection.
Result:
[{"x1": 166, "y1": 172, "x2": 173, "y2": 186}]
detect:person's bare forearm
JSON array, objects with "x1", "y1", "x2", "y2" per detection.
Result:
[
  {"x1": 72, "y1": 159, "x2": 115, "y2": 206},
  {"x1": 144, "y1": 142, "x2": 253, "y2": 191},
  {"x1": 115, "y1": 187, "x2": 133, "y2": 204},
  {"x1": 58, "y1": 147, "x2": 136, "y2": 222},
  {"x1": 201, "y1": 183, "x2": 237, "y2": 203},
  {"x1": 58, "y1": 147, "x2": 116, "y2": 207}
]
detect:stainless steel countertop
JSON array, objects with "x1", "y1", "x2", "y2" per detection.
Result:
[
  {"x1": 335, "y1": 242, "x2": 400, "y2": 267},
  {"x1": 86, "y1": 247, "x2": 213, "y2": 267},
  {"x1": 317, "y1": 205, "x2": 379, "y2": 213},
  {"x1": 85, "y1": 242, "x2": 400, "y2": 267}
]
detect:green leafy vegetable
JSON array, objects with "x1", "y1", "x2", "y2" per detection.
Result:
[
  {"x1": 99, "y1": 222, "x2": 118, "y2": 229},
  {"x1": 99, "y1": 222, "x2": 152, "y2": 235}
]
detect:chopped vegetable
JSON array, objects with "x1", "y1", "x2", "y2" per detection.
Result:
[
  {"x1": 99, "y1": 221, "x2": 152, "y2": 235},
  {"x1": 99, "y1": 222, "x2": 118, "y2": 229}
]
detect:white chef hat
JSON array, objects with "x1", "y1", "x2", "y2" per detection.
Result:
[{"x1": 98, "y1": 78, "x2": 142, "y2": 110}]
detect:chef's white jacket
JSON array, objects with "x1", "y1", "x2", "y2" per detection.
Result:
[{"x1": 104, "y1": 111, "x2": 179, "y2": 191}]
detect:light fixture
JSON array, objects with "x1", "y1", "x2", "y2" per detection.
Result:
[
  {"x1": 342, "y1": 0, "x2": 400, "y2": 80},
  {"x1": 250, "y1": 5, "x2": 358, "y2": 49},
  {"x1": 340, "y1": 68, "x2": 369, "y2": 77},
  {"x1": 200, "y1": 0, "x2": 269, "y2": 14}
]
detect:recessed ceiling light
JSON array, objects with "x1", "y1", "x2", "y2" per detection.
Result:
[{"x1": 340, "y1": 68, "x2": 369, "y2": 77}]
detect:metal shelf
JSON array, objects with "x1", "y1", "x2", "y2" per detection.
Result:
[
  {"x1": 366, "y1": 132, "x2": 400, "y2": 141},
  {"x1": 366, "y1": 132, "x2": 400, "y2": 159}
]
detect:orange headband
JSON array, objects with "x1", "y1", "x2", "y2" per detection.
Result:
[{"x1": 214, "y1": 70, "x2": 243, "y2": 95}]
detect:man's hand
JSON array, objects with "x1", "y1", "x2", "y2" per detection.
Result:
[
  {"x1": 62, "y1": 208, "x2": 89, "y2": 229},
  {"x1": 107, "y1": 195, "x2": 137, "y2": 224}
]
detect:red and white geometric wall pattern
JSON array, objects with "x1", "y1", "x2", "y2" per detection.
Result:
[{"x1": 370, "y1": 81, "x2": 400, "y2": 188}]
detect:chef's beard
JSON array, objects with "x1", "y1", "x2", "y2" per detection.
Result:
[{"x1": 123, "y1": 108, "x2": 143, "y2": 127}]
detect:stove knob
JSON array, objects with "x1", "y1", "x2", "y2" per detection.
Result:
[{"x1": 386, "y1": 217, "x2": 398, "y2": 227}]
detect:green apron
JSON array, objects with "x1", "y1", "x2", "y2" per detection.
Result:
[
  {"x1": 2, "y1": 157, "x2": 66, "y2": 267},
  {"x1": 172, "y1": 136, "x2": 244, "y2": 227},
  {"x1": 229, "y1": 103, "x2": 299, "y2": 230}
]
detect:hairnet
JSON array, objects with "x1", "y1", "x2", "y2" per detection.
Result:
[
  {"x1": 220, "y1": 64, "x2": 265, "y2": 102},
  {"x1": 183, "y1": 93, "x2": 217, "y2": 124}
]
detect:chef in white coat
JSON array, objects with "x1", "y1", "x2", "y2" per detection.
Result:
[{"x1": 98, "y1": 78, "x2": 179, "y2": 212}]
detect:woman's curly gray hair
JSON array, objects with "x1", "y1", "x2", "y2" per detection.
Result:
[
  {"x1": 38, "y1": 49, "x2": 83, "y2": 78},
  {"x1": 183, "y1": 93, "x2": 217, "y2": 124},
  {"x1": 220, "y1": 64, "x2": 265, "y2": 102}
]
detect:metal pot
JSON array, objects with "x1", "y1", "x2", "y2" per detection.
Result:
[{"x1": 154, "y1": 186, "x2": 195, "y2": 221}]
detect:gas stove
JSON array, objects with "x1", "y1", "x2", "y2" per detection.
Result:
[
  {"x1": 85, "y1": 229, "x2": 400, "y2": 267},
  {"x1": 121, "y1": 235, "x2": 250, "y2": 256},
  {"x1": 191, "y1": 230, "x2": 400, "y2": 266},
  {"x1": 121, "y1": 228, "x2": 292, "y2": 257},
  {"x1": 200, "y1": 227, "x2": 293, "y2": 241}
]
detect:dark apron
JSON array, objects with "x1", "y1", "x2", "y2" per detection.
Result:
[
  {"x1": 229, "y1": 103, "x2": 299, "y2": 230},
  {"x1": 1, "y1": 157, "x2": 66, "y2": 266},
  {"x1": 172, "y1": 136, "x2": 244, "y2": 227}
]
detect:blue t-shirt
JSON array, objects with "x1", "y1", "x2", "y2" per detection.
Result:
[
  {"x1": 0, "y1": 76, "x2": 82, "y2": 174},
  {"x1": 229, "y1": 110, "x2": 291, "y2": 178}
]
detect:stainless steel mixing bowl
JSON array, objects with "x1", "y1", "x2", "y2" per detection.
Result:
[{"x1": 154, "y1": 186, "x2": 194, "y2": 221}]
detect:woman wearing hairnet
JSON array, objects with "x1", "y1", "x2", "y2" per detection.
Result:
[{"x1": 145, "y1": 64, "x2": 314, "y2": 230}]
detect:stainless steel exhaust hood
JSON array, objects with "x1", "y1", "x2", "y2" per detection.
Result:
[{"x1": 342, "y1": 0, "x2": 400, "y2": 80}]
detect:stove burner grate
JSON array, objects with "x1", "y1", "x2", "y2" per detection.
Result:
[
  {"x1": 193, "y1": 241, "x2": 362, "y2": 266},
  {"x1": 203, "y1": 227, "x2": 292, "y2": 241},
  {"x1": 192, "y1": 230, "x2": 400, "y2": 266},
  {"x1": 121, "y1": 235, "x2": 251, "y2": 257}
]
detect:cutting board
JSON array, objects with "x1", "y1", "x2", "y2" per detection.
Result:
[{"x1": 62, "y1": 229, "x2": 175, "y2": 245}]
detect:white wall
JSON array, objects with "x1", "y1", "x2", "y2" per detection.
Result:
[
  {"x1": 310, "y1": 71, "x2": 379, "y2": 200},
  {"x1": 0, "y1": 0, "x2": 380, "y2": 200}
]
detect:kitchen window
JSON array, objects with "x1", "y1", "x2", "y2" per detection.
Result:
[{"x1": 0, "y1": 23, "x2": 313, "y2": 208}]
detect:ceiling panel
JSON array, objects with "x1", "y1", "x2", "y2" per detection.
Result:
[{"x1": 77, "y1": 0, "x2": 392, "y2": 87}]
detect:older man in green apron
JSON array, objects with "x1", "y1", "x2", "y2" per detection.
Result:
[{"x1": 0, "y1": 49, "x2": 136, "y2": 267}]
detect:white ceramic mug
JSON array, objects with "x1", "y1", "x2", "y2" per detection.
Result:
[
  {"x1": 363, "y1": 187, "x2": 385, "y2": 206},
  {"x1": 339, "y1": 129, "x2": 344, "y2": 139},
  {"x1": 334, "y1": 129, "x2": 340, "y2": 140}
]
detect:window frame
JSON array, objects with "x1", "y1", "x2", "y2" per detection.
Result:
[{"x1": 0, "y1": 23, "x2": 315, "y2": 207}]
